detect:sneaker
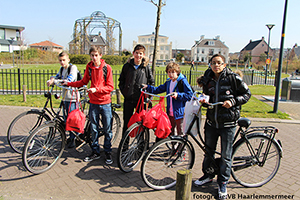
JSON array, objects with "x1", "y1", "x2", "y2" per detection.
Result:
[
  {"x1": 67, "y1": 138, "x2": 75, "y2": 148},
  {"x1": 194, "y1": 175, "x2": 213, "y2": 186},
  {"x1": 105, "y1": 152, "x2": 113, "y2": 165},
  {"x1": 218, "y1": 182, "x2": 227, "y2": 200},
  {"x1": 84, "y1": 153, "x2": 101, "y2": 162}
]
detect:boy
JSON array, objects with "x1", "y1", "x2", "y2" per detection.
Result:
[
  {"x1": 142, "y1": 62, "x2": 193, "y2": 137},
  {"x1": 118, "y1": 44, "x2": 155, "y2": 138},
  {"x1": 47, "y1": 51, "x2": 78, "y2": 148},
  {"x1": 63, "y1": 46, "x2": 114, "y2": 164},
  {"x1": 195, "y1": 54, "x2": 251, "y2": 199}
]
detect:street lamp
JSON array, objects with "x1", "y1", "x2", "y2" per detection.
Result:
[
  {"x1": 265, "y1": 24, "x2": 275, "y2": 84},
  {"x1": 9, "y1": 37, "x2": 15, "y2": 67}
]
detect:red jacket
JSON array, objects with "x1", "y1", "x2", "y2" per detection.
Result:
[{"x1": 67, "y1": 59, "x2": 114, "y2": 105}]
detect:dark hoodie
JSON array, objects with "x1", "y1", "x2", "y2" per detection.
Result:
[{"x1": 118, "y1": 57, "x2": 155, "y2": 103}]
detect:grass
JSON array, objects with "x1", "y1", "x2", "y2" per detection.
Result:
[{"x1": 0, "y1": 84, "x2": 290, "y2": 119}]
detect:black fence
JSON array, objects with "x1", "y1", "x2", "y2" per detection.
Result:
[{"x1": 0, "y1": 68, "x2": 203, "y2": 95}]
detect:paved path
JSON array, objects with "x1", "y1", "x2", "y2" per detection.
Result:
[{"x1": 0, "y1": 105, "x2": 300, "y2": 200}]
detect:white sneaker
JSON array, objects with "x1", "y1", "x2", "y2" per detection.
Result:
[{"x1": 194, "y1": 176, "x2": 213, "y2": 186}]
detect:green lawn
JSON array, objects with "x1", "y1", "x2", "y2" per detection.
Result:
[{"x1": 0, "y1": 84, "x2": 290, "y2": 119}]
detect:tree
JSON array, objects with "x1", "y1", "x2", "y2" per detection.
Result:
[
  {"x1": 147, "y1": 0, "x2": 166, "y2": 78},
  {"x1": 176, "y1": 53, "x2": 184, "y2": 62},
  {"x1": 259, "y1": 53, "x2": 267, "y2": 62},
  {"x1": 243, "y1": 53, "x2": 252, "y2": 63}
]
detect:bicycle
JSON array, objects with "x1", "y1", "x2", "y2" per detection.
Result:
[
  {"x1": 21, "y1": 85, "x2": 121, "y2": 174},
  {"x1": 140, "y1": 91, "x2": 283, "y2": 190},
  {"x1": 117, "y1": 90, "x2": 173, "y2": 173},
  {"x1": 7, "y1": 85, "x2": 121, "y2": 154}
]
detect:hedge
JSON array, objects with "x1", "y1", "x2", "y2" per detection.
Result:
[{"x1": 69, "y1": 54, "x2": 131, "y2": 65}]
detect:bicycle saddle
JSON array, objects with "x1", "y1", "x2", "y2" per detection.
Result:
[{"x1": 237, "y1": 118, "x2": 251, "y2": 128}]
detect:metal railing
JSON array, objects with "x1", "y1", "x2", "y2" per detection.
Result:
[{"x1": 0, "y1": 69, "x2": 202, "y2": 95}]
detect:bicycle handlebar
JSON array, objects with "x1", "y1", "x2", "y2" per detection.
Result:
[
  {"x1": 56, "y1": 83, "x2": 88, "y2": 92},
  {"x1": 140, "y1": 88, "x2": 174, "y2": 98}
]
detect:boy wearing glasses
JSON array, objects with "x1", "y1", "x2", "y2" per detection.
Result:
[{"x1": 195, "y1": 54, "x2": 251, "y2": 199}]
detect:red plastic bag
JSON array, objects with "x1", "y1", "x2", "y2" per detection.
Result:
[
  {"x1": 143, "y1": 97, "x2": 165, "y2": 129},
  {"x1": 155, "y1": 111, "x2": 171, "y2": 139},
  {"x1": 128, "y1": 92, "x2": 147, "y2": 128},
  {"x1": 65, "y1": 89, "x2": 86, "y2": 133},
  {"x1": 65, "y1": 108, "x2": 86, "y2": 133}
]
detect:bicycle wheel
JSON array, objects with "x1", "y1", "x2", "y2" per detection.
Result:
[
  {"x1": 98, "y1": 111, "x2": 121, "y2": 147},
  {"x1": 117, "y1": 122, "x2": 149, "y2": 173},
  {"x1": 22, "y1": 121, "x2": 65, "y2": 174},
  {"x1": 7, "y1": 110, "x2": 51, "y2": 154},
  {"x1": 141, "y1": 137, "x2": 194, "y2": 190},
  {"x1": 231, "y1": 133, "x2": 281, "y2": 187}
]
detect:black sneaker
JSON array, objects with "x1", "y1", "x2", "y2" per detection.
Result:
[
  {"x1": 105, "y1": 152, "x2": 113, "y2": 165},
  {"x1": 84, "y1": 153, "x2": 101, "y2": 162},
  {"x1": 67, "y1": 138, "x2": 75, "y2": 148}
]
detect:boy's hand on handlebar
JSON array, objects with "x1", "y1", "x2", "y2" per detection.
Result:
[
  {"x1": 222, "y1": 100, "x2": 233, "y2": 108},
  {"x1": 141, "y1": 84, "x2": 147, "y2": 89},
  {"x1": 61, "y1": 80, "x2": 68, "y2": 86},
  {"x1": 88, "y1": 88, "x2": 96, "y2": 93},
  {"x1": 170, "y1": 92, "x2": 178, "y2": 99}
]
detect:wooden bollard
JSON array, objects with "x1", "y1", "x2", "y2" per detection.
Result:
[
  {"x1": 22, "y1": 85, "x2": 27, "y2": 102},
  {"x1": 176, "y1": 169, "x2": 192, "y2": 200},
  {"x1": 116, "y1": 89, "x2": 121, "y2": 104}
]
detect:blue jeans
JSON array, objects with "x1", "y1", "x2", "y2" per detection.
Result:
[
  {"x1": 202, "y1": 122, "x2": 236, "y2": 184},
  {"x1": 63, "y1": 101, "x2": 77, "y2": 139},
  {"x1": 89, "y1": 103, "x2": 112, "y2": 154}
]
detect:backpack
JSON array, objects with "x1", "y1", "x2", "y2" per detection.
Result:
[
  {"x1": 176, "y1": 79, "x2": 195, "y2": 93},
  {"x1": 88, "y1": 64, "x2": 107, "y2": 82},
  {"x1": 59, "y1": 64, "x2": 82, "y2": 81}
]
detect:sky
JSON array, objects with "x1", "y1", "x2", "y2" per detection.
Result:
[{"x1": 0, "y1": 0, "x2": 298, "y2": 53}]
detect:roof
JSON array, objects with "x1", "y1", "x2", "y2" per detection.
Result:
[
  {"x1": 0, "y1": 24, "x2": 25, "y2": 31},
  {"x1": 240, "y1": 39, "x2": 262, "y2": 51},
  {"x1": 139, "y1": 33, "x2": 167, "y2": 38},
  {"x1": 89, "y1": 35, "x2": 106, "y2": 45},
  {"x1": 29, "y1": 40, "x2": 63, "y2": 48},
  {"x1": 193, "y1": 38, "x2": 228, "y2": 49}
]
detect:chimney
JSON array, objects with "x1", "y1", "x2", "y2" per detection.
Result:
[
  {"x1": 262, "y1": 36, "x2": 265, "y2": 41},
  {"x1": 250, "y1": 39, "x2": 252, "y2": 43},
  {"x1": 215, "y1": 35, "x2": 220, "y2": 40},
  {"x1": 98, "y1": 31, "x2": 101, "y2": 36},
  {"x1": 200, "y1": 35, "x2": 205, "y2": 40}
]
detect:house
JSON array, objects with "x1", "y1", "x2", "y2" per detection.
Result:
[
  {"x1": 191, "y1": 35, "x2": 229, "y2": 64},
  {"x1": 133, "y1": 32, "x2": 172, "y2": 63},
  {"x1": 239, "y1": 37, "x2": 274, "y2": 64},
  {"x1": 172, "y1": 49, "x2": 192, "y2": 62},
  {"x1": 69, "y1": 32, "x2": 107, "y2": 55},
  {"x1": 0, "y1": 24, "x2": 25, "y2": 53},
  {"x1": 29, "y1": 40, "x2": 63, "y2": 53}
]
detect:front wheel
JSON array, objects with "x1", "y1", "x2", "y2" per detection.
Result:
[
  {"x1": 117, "y1": 122, "x2": 149, "y2": 173},
  {"x1": 141, "y1": 137, "x2": 194, "y2": 190},
  {"x1": 231, "y1": 133, "x2": 281, "y2": 187},
  {"x1": 22, "y1": 121, "x2": 65, "y2": 174},
  {"x1": 7, "y1": 110, "x2": 50, "y2": 154}
]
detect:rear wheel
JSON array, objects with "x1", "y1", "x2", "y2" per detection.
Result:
[
  {"x1": 141, "y1": 137, "x2": 194, "y2": 190},
  {"x1": 117, "y1": 122, "x2": 149, "y2": 173},
  {"x1": 7, "y1": 110, "x2": 50, "y2": 154},
  {"x1": 22, "y1": 121, "x2": 65, "y2": 174},
  {"x1": 231, "y1": 133, "x2": 281, "y2": 187}
]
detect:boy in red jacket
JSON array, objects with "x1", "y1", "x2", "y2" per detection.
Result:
[{"x1": 63, "y1": 46, "x2": 114, "y2": 164}]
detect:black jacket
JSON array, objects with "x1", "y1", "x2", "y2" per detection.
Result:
[
  {"x1": 200, "y1": 67, "x2": 251, "y2": 128},
  {"x1": 118, "y1": 58, "x2": 155, "y2": 103}
]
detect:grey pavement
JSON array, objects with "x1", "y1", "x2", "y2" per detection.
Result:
[{"x1": 0, "y1": 100, "x2": 300, "y2": 200}]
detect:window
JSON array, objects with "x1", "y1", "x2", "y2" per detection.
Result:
[
  {"x1": 165, "y1": 46, "x2": 169, "y2": 51},
  {"x1": 201, "y1": 57, "x2": 205, "y2": 62},
  {"x1": 142, "y1": 38, "x2": 145, "y2": 42},
  {"x1": 208, "y1": 41, "x2": 215, "y2": 46},
  {"x1": 165, "y1": 55, "x2": 169, "y2": 59},
  {"x1": 0, "y1": 29, "x2": 4, "y2": 39},
  {"x1": 202, "y1": 49, "x2": 205, "y2": 54},
  {"x1": 161, "y1": 39, "x2": 165, "y2": 43},
  {"x1": 160, "y1": 54, "x2": 164, "y2": 59},
  {"x1": 160, "y1": 46, "x2": 164, "y2": 50},
  {"x1": 209, "y1": 49, "x2": 214, "y2": 56}
]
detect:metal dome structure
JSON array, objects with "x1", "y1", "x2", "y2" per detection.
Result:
[{"x1": 70, "y1": 11, "x2": 122, "y2": 55}]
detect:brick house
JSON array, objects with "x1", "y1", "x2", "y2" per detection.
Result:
[
  {"x1": 29, "y1": 40, "x2": 63, "y2": 53},
  {"x1": 239, "y1": 37, "x2": 274, "y2": 64}
]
